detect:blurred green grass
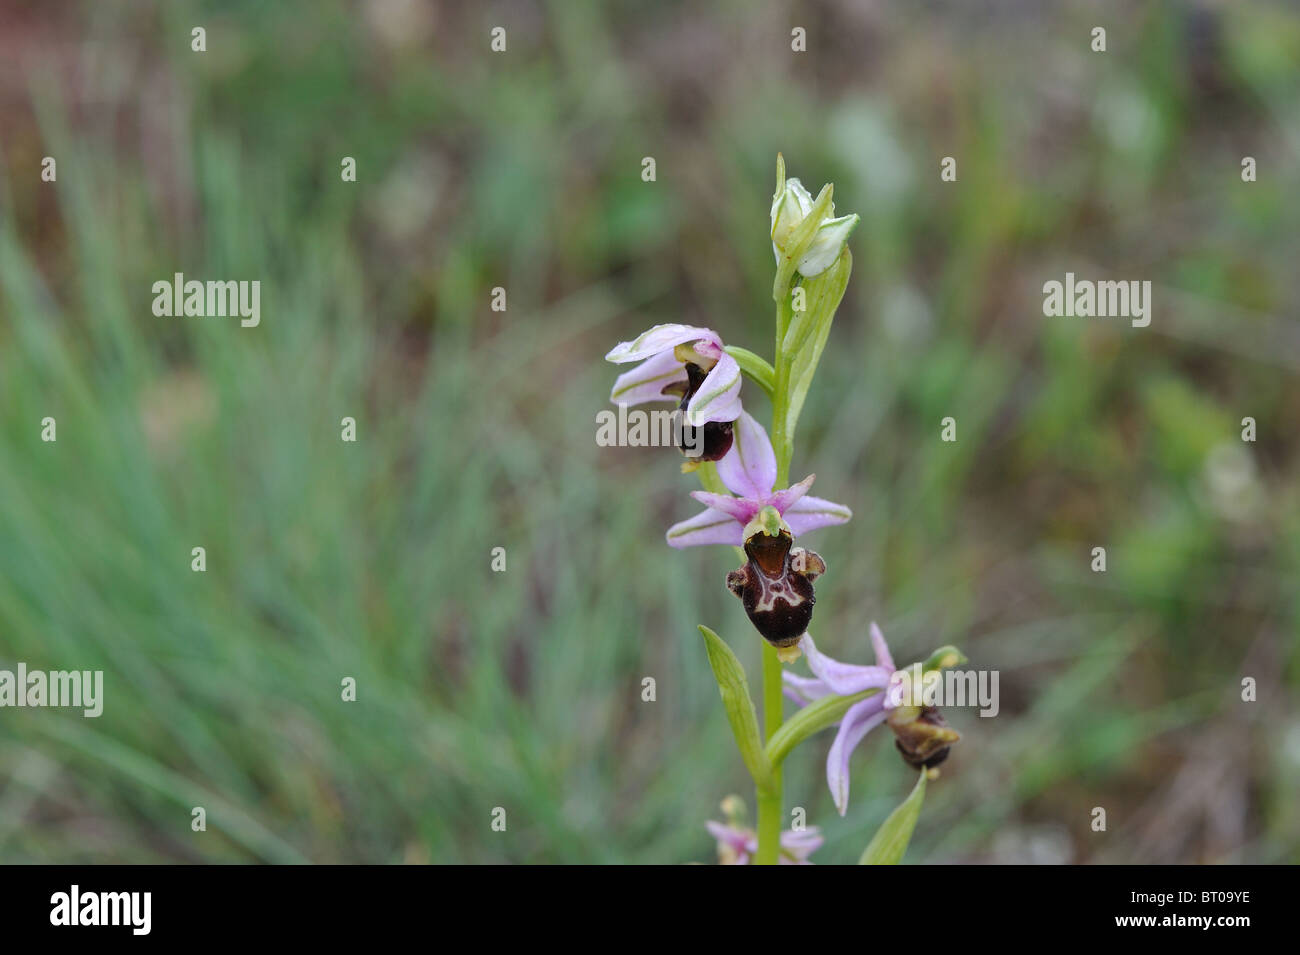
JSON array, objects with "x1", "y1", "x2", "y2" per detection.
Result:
[{"x1": 0, "y1": 0, "x2": 1298, "y2": 863}]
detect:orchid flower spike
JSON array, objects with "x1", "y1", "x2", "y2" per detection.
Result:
[
  {"x1": 606, "y1": 324, "x2": 742, "y2": 461},
  {"x1": 783, "y1": 624, "x2": 963, "y2": 816},
  {"x1": 667, "y1": 412, "x2": 850, "y2": 651}
]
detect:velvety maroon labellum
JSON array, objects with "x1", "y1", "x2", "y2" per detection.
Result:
[
  {"x1": 663, "y1": 362, "x2": 734, "y2": 462},
  {"x1": 684, "y1": 419, "x2": 734, "y2": 462},
  {"x1": 726, "y1": 529, "x2": 825, "y2": 648}
]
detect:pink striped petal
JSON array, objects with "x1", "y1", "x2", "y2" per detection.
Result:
[
  {"x1": 685, "y1": 351, "x2": 742, "y2": 425},
  {"x1": 782, "y1": 494, "x2": 852, "y2": 536},
  {"x1": 716, "y1": 411, "x2": 776, "y2": 500},
  {"x1": 605, "y1": 324, "x2": 720, "y2": 363},
  {"x1": 666, "y1": 507, "x2": 745, "y2": 549},
  {"x1": 689, "y1": 490, "x2": 759, "y2": 525},
  {"x1": 870, "y1": 622, "x2": 896, "y2": 672},
  {"x1": 782, "y1": 671, "x2": 831, "y2": 706},
  {"x1": 800, "y1": 633, "x2": 893, "y2": 695},
  {"x1": 827, "y1": 697, "x2": 887, "y2": 816},
  {"x1": 768, "y1": 474, "x2": 816, "y2": 514},
  {"x1": 608, "y1": 349, "x2": 688, "y2": 406}
]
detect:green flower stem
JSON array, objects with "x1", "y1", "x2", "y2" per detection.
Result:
[
  {"x1": 770, "y1": 290, "x2": 796, "y2": 485},
  {"x1": 698, "y1": 460, "x2": 780, "y2": 860},
  {"x1": 754, "y1": 643, "x2": 784, "y2": 864},
  {"x1": 695, "y1": 459, "x2": 729, "y2": 497},
  {"x1": 755, "y1": 288, "x2": 798, "y2": 866}
]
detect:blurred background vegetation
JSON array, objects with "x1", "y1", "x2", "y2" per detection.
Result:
[{"x1": 1, "y1": 0, "x2": 1297, "y2": 864}]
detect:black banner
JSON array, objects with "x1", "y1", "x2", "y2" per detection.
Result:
[{"x1": 0, "y1": 865, "x2": 1276, "y2": 941}]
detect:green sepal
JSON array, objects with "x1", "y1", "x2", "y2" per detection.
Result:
[{"x1": 724, "y1": 345, "x2": 775, "y2": 399}]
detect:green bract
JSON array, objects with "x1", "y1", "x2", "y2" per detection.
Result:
[{"x1": 860, "y1": 770, "x2": 928, "y2": 865}]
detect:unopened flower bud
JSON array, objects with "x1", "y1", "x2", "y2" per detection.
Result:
[
  {"x1": 770, "y1": 163, "x2": 860, "y2": 280},
  {"x1": 720, "y1": 794, "x2": 746, "y2": 825}
]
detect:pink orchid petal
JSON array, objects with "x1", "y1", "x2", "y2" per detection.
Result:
[
  {"x1": 705, "y1": 821, "x2": 749, "y2": 852},
  {"x1": 827, "y1": 698, "x2": 888, "y2": 816},
  {"x1": 779, "y1": 827, "x2": 824, "y2": 863},
  {"x1": 665, "y1": 508, "x2": 745, "y2": 549},
  {"x1": 779, "y1": 827, "x2": 825, "y2": 853},
  {"x1": 716, "y1": 411, "x2": 777, "y2": 501},
  {"x1": 695, "y1": 339, "x2": 724, "y2": 361},
  {"x1": 605, "y1": 324, "x2": 720, "y2": 363},
  {"x1": 799, "y1": 633, "x2": 893, "y2": 695},
  {"x1": 783, "y1": 686, "x2": 810, "y2": 707},
  {"x1": 768, "y1": 474, "x2": 816, "y2": 514},
  {"x1": 870, "y1": 622, "x2": 896, "y2": 672},
  {"x1": 782, "y1": 493, "x2": 852, "y2": 536},
  {"x1": 685, "y1": 351, "x2": 742, "y2": 425},
  {"x1": 689, "y1": 490, "x2": 760, "y2": 524},
  {"x1": 782, "y1": 671, "x2": 831, "y2": 706},
  {"x1": 608, "y1": 349, "x2": 688, "y2": 406}
]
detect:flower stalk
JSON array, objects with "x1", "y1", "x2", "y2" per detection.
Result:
[
  {"x1": 605, "y1": 154, "x2": 960, "y2": 866},
  {"x1": 753, "y1": 156, "x2": 857, "y2": 862},
  {"x1": 755, "y1": 642, "x2": 785, "y2": 864},
  {"x1": 756, "y1": 297, "x2": 795, "y2": 864}
]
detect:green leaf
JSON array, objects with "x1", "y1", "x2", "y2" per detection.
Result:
[
  {"x1": 724, "y1": 345, "x2": 775, "y2": 399},
  {"x1": 859, "y1": 770, "x2": 928, "y2": 865},
  {"x1": 784, "y1": 248, "x2": 852, "y2": 447},
  {"x1": 764, "y1": 687, "x2": 879, "y2": 769},
  {"x1": 698, "y1": 626, "x2": 774, "y2": 790}
]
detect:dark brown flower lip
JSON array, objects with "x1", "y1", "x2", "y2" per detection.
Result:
[
  {"x1": 744, "y1": 528, "x2": 792, "y2": 578},
  {"x1": 895, "y1": 741, "x2": 951, "y2": 770},
  {"x1": 663, "y1": 362, "x2": 733, "y2": 462},
  {"x1": 728, "y1": 531, "x2": 825, "y2": 648}
]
